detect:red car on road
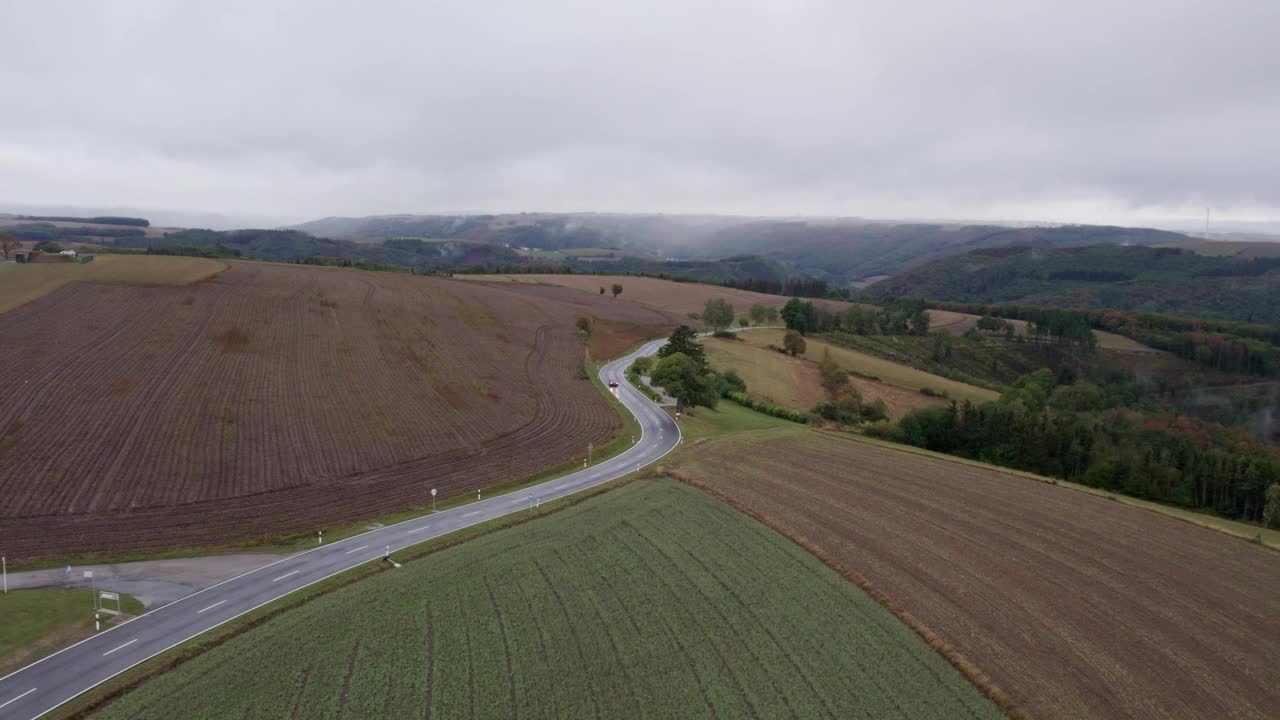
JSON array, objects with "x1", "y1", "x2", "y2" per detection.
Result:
[{"x1": 607, "y1": 381, "x2": 619, "y2": 388}]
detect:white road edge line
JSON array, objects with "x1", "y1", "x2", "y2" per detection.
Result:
[
  {"x1": 343, "y1": 545, "x2": 368, "y2": 555},
  {"x1": 17, "y1": 340, "x2": 684, "y2": 720},
  {"x1": 0, "y1": 688, "x2": 36, "y2": 710},
  {"x1": 102, "y1": 639, "x2": 137, "y2": 657},
  {"x1": 272, "y1": 570, "x2": 299, "y2": 582},
  {"x1": 196, "y1": 600, "x2": 226, "y2": 615}
]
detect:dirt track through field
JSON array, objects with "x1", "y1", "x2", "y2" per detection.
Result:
[
  {"x1": 0, "y1": 263, "x2": 677, "y2": 561},
  {"x1": 670, "y1": 430, "x2": 1280, "y2": 720}
]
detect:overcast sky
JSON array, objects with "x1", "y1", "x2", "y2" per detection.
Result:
[{"x1": 1, "y1": 1, "x2": 1277, "y2": 228}]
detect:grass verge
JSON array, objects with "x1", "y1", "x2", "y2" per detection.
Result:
[{"x1": 0, "y1": 589, "x2": 144, "y2": 677}]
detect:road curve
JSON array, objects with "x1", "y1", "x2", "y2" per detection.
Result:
[{"x1": 0, "y1": 338, "x2": 679, "y2": 720}]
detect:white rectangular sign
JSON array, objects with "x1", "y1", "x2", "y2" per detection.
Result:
[{"x1": 99, "y1": 591, "x2": 119, "y2": 601}]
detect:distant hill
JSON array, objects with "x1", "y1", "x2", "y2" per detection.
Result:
[
  {"x1": 867, "y1": 244, "x2": 1280, "y2": 324},
  {"x1": 289, "y1": 213, "x2": 1193, "y2": 286}
]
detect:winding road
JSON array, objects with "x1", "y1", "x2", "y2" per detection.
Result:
[{"x1": 0, "y1": 338, "x2": 680, "y2": 719}]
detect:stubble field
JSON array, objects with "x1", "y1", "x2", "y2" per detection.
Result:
[
  {"x1": 669, "y1": 429, "x2": 1280, "y2": 720},
  {"x1": 0, "y1": 262, "x2": 677, "y2": 561},
  {"x1": 90, "y1": 480, "x2": 1002, "y2": 720}
]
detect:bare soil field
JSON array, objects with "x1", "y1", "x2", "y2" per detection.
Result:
[
  {"x1": 463, "y1": 273, "x2": 860, "y2": 319},
  {"x1": 0, "y1": 262, "x2": 678, "y2": 562},
  {"x1": 669, "y1": 429, "x2": 1280, "y2": 720}
]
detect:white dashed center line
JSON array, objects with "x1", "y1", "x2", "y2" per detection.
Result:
[
  {"x1": 272, "y1": 570, "x2": 299, "y2": 582},
  {"x1": 196, "y1": 600, "x2": 226, "y2": 614},
  {"x1": 102, "y1": 639, "x2": 137, "y2": 656}
]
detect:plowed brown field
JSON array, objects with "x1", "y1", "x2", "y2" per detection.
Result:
[
  {"x1": 0, "y1": 263, "x2": 677, "y2": 561},
  {"x1": 670, "y1": 429, "x2": 1280, "y2": 720}
]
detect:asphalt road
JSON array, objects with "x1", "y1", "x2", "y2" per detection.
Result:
[{"x1": 0, "y1": 338, "x2": 680, "y2": 719}]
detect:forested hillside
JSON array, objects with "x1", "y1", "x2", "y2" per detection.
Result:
[
  {"x1": 291, "y1": 213, "x2": 1191, "y2": 286},
  {"x1": 869, "y1": 244, "x2": 1280, "y2": 324}
]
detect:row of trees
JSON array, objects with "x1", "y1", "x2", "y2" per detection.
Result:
[
  {"x1": 779, "y1": 297, "x2": 930, "y2": 336},
  {"x1": 886, "y1": 370, "x2": 1280, "y2": 525},
  {"x1": 720, "y1": 276, "x2": 831, "y2": 298}
]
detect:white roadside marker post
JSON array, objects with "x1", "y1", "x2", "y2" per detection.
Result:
[
  {"x1": 318, "y1": 530, "x2": 323, "y2": 545},
  {"x1": 2, "y1": 555, "x2": 6, "y2": 594},
  {"x1": 95, "y1": 612, "x2": 100, "y2": 632}
]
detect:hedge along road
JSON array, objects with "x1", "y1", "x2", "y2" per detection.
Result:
[{"x1": 0, "y1": 337, "x2": 680, "y2": 720}]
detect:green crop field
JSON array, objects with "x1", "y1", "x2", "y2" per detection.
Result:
[{"x1": 93, "y1": 480, "x2": 1000, "y2": 720}]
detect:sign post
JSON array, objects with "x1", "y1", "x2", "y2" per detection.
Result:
[
  {"x1": 431, "y1": 488, "x2": 437, "y2": 513},
  {"x1": 84, "y1": 571, "x2": 96, "y2": 610},
  {"x1": 98, "y1": 591, "x2": 122, "y2": 616},
  {"x1": 2, "y1": 556, "x2": 6, "y2": 594}
]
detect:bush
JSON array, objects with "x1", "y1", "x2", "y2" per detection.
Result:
[
  {"x1": 864, "y1": 420, "x2": 905, "y2": 442},
  {"x1": 727, "y1": 391, "x2": 809, "y2": 423},
  {"x1": 711, "y1": 329, "x2": 738, "y2": 340},
  {"x1": 919, "y1": 387, "x2": 949, "y2": 398},
  {"x1": 33, "y1": 241, "x2": 64, "y2": 253},
  {"x1": 715, "y1": 370, "x2": 746, "y2": 397}
]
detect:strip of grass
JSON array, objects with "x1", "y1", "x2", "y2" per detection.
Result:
[
  {"x1": 88, "y1": 479, "x2": 1002, "y2": 720},
  {"x1": 0, "y1": 256, "x2": 225, "y2": 314},
  {"x1": 0, "y1": 589, "x2": 143, "y2": 676}
]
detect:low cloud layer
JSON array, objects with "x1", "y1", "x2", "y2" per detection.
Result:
[{"x1": 2, "y1": 1, "x2": 1277, "y2": 226}]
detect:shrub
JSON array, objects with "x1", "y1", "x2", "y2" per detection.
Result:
[
  {"x1": 711, "y1": 329, "x2": 738, "y2": 340},
  {"x1": 727, "y1": 391, "x2": 809, "y2": 423},
  {"x1": 919, "y1": 387, "x2": 949, "y2": 398}
]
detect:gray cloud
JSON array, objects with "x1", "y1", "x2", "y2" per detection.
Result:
[{"x1": 1, "y1": 0, "x2": 1277, "y2": 226}]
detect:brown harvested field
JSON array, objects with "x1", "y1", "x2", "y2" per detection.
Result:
[
  {"x1": 0, "y1": 262, "x2": 678, "y2": 562},
  {"x1": 462, "y1": 273, "x2": 862, "y2": 319},
  {"x1": 669, "y1": 429, "x2": 1280, "y2": 720},
  {"x1": 703, "y1": 337, "x2": 948, "y2": 419}
]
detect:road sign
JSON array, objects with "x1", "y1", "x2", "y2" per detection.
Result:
[
  {"x1": 99, "y1": 590, "x2": 122, "y2": 616},
  {"x1": 99, "y1": 591, "x2": 119, "y2": 601},
  {"x1": 431, "y1": 488, "x2": 437, "y2": 496}
]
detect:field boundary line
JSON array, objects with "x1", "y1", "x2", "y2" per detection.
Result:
[
  {"x1": 666, "y1": 469, "x2": 1031, "y2": 720},
  {"x1": 813, "y1": 428, "x2": 1280, "y2": 553}
]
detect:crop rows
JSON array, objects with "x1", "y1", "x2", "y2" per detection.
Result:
[
  {"x1": 669, "y1": 429, "x2": 1280, "y2": 720},
  {"x1": 0, "y1": 262, "x2": 677, "y2": 560},
  {"x1": 93, "y1": 479, "x2": 1001, "y2": 719}
]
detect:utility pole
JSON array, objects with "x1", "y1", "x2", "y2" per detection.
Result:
[{"x1": 588, "y1": 442, "x2": 593, "y2": 465}]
